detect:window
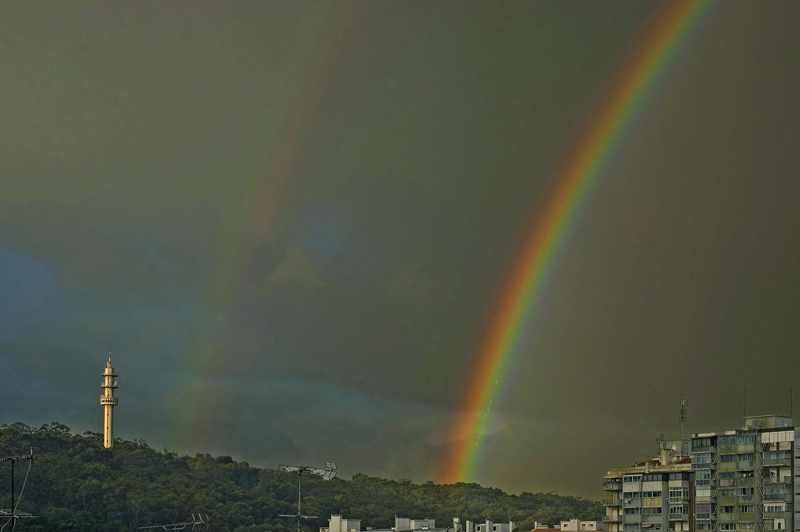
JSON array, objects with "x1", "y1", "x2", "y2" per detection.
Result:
[
  {"x1": 643, "y1": 474, "x2": 664, "y2": 482},
  {"x1": 624, "y1": 525, "x2": 640, "y2": 532},
  {"x1": 669, "y1": 488, "x2": 688, "y2": 502},
  {"x1": 720, "y1": 436, "x2": 736, "y2": 444},
  {"x1": 624, "y1": 492, "x2": 641, "y2": 499},
  {"x1": 693, "y1": 437, "x2": 715, "y2": 449},
  {"x1": 642, "y1": 508, "x2": 662, "y2": 515},
  {"x1": 737, "y1": 435, "x2": 755, "y2": 444},
  {"x1": 718, "y1": 489, "x2": 735, "y2": 496},
  {"x1": 696, "y1": 503, "x2": 711, "y2": 514},
  {"x1": 669, "y1": 506, "x2": 687, "y2": 515},
  {"x1": 624, "y1": 475, "x2": 642, "y2": 483},
  {"x1": 696, "y1": 471, "x2": 712, "y2": 480},
  {"x1": 739, "y1": 506, "x2": 754, "y2": 513},
  {"x1": 720, "y1": 525, "x2": 736, "y2": 531},
  {"x1": 719, "y1": 472, "x2": 735, "y2": 478},
  {"x1": 642, "y1": 491, "x2": 662, "y2": 498},
  {"x1": 694, "y1": 452, "x2": 711, "y2": 464},
  {"x1": 736, "y1": 488, "x2": 754, "y2": 496},
  {"x1": 669, "y1": 473, "x2": 689, "y2": 481},
  {"x1": 721, "y1": 454, "x2": 737, "y2": 462},
  {"x1": 739, "y1": 471, "x2": 753, "y2": 478},
  {"x1": 624, "y1": 509, "x2": 640, "y2": 515},
  {"x1": 737, "y1": 453, "x2": 754, "y2": 461},
  {"x1": 721, "y1": 506, "x2": 735, "y2": 514},
  {"x1": 738, "y1": 524, "x2": 754, "y2": 530}
]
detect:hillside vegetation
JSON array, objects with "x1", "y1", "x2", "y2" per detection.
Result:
[{"x1": 0, "y1": 423, "x2": 601, "y2": 532}]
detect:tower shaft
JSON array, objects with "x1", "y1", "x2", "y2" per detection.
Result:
[{"x1": 101, "y1": 353, "x2": 119, "y2": 448}]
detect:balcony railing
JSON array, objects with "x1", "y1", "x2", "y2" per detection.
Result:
[
  {"x1": 100, "y1": 396, "x2": 119, "y2": 405},
  {"x1": 602, "y1": 516, "x2": 621, "y2": 523},
  {"x1": 668, "y1": 514, "x2": 688, "y2": 521},
  {"x1": 602, "y1": 500, "x2": 620, "y2": 507},
  {"x1": 762, "y1": 457, "x2": 792, "y2": 467},
  {"x1": 603, "y1": 481, "x2": 623, "y2": 491}
]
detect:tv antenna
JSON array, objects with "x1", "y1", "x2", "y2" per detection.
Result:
[
  {"x1": 279, "y1": 462, "x2": 337, "y2": 532},
  {"x1": 679, "y1": 397, "x2": 687, "y2": 453},
  {"x1": 0, "y1": 450, "x2": 35, "y2": 532},
  {"x1": 138, "y1": 513, "x2": 210, "y2": 531}
]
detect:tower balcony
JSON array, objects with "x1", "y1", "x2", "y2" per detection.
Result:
[
  {"x1": 100, "y1": 396, "x2": 119, "y2": 405},
  {"x1": 101, "y1": 380, "x2": 119, "y2": 388}
]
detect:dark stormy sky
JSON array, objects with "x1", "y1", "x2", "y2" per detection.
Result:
[{"x1": 1, "y1": 1, "x2": 800, "y2": 499}]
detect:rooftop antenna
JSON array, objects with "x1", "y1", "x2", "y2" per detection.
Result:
[
  {"x1": 138, "y1": 514, "x2": 210, "y2": 531},
  {"x1": 679, "y1": 397, "x2": 687, "y2": 454},
  {"x1": 744, "y1": 386, "x2": 747, "y2": 420},
  {"x1": 279, "y1": 462, "x2": 337, "y2": 532}
]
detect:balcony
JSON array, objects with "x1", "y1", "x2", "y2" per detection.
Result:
[
  {"x1": 603, "y1": 500, "x2": 621, "y2": 507},
  {"x1": 623, "y1": 499, "x2": 641, "y2": 508},
  {"x1": 736, "y1": 460, "x2": 755, "y2": 470},
  {"x1": 763, "y1": 457, "x2": 792, "y2": 467},
  {"x1": 736, "y1": 495, "x2": 754, "y2": 504},
  {"x1": 603, "y1": 481, "x2": 623, "y2": 491},
  {"x1": 101, "y1": 380, "x2": 119, "y2": 388},
  {"x1": 641, "y1": 515, "x2": 663, "y2": 524},
  {"x1": 668, "y1": 514, "x2": 688, "y2": 521},
  {"x1": 717, "y1": 514, "x2": 737, "y2": 523},
  {"x1": 602, "y1": 516, "x2": 621, "y2": 523},
  {"x1": 100, "y1": 396, "x2": 119, "y2": 405},
  {"x1": 623, "y1": 515, "x2": 641, "y2": 524}
]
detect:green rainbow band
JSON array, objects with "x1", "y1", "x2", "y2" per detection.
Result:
[{"x1": 443, "y1": 0, "x2": 715, "y2": 483}]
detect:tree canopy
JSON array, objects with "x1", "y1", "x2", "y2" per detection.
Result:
[{"x1": 0, "y1": 423, "x2": 601, "y2": 532}]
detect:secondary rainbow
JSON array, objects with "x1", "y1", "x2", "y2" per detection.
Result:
[{"x1": 443, "y1": 0, "x2": 715, "y2": 483}]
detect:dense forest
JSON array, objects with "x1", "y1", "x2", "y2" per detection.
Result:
[{"x1": 0, "y1": 423, "x2": 601, "y2": 532}]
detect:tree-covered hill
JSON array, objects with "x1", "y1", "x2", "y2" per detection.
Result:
[{"x1": 0, "y1": 423, "x2": 601, "y2": 532}]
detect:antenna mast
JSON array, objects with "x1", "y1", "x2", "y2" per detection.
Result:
[
  {"x1": 278, "y1": 462, "x2": 337, "y2": 532},
  {"x1": 679, "y1": 397, "x2": 687, "y2": 454}
]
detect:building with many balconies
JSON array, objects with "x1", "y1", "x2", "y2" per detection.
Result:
[
  {"x1": 603, "y1": 440, "x2": 693, "y2": 532},
  {"x1": 604, "y1": 414, "x2": 800, "y2": 532}
]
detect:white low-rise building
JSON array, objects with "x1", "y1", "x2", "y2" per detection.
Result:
[
  {"x1": 559, "y1": 521, "x2": 601, "y2": 532},
  {"x1": 321, "y1": 515, "x2": 362, "y2": 532}
]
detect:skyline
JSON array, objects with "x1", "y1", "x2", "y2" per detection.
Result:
[{"x1": 1, "y1": 1, "x2": 799, "y2": 499}]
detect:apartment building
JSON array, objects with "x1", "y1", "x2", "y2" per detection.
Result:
[
  {"x1": 603, "y1": 440, "x2": 693, "y2": 532},
  {"x1": 691, "y1": 415, "x2": 798, "y2": 532},
  {"x1": 604, "y1": 414, "x2": 800, "y2": 532}
]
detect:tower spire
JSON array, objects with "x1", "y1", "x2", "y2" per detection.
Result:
[{"x1": 100, "y1": 354, "x2": 119, "y2": 448}]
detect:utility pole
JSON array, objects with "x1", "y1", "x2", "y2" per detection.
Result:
[{"x1": 0, "y1": 451, "x2": 35, "y2": 529}]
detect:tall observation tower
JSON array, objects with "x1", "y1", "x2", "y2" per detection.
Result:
[{"x1": 100, "y1": 352, "x2": 119, "y2": 448}]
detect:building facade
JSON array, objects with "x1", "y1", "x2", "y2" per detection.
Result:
[
  {"x1": 691, "y1": 415, "x2": 797, "y2": 532},
  {"x1": 604, "y1": 415, "x2": 800, "y2": 532},
  {"x1": 603, "y1": 441, "x2": 693, "y2": 532}
]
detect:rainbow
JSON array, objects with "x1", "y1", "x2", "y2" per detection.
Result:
[{"x1": 442, "y1": 0, "x2": 715, "y2": 483}]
